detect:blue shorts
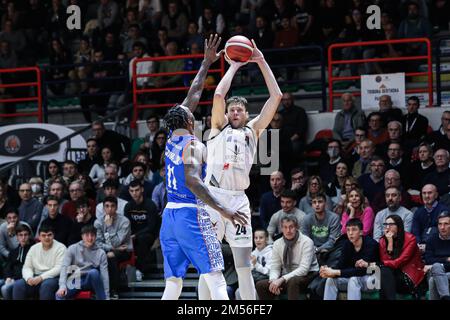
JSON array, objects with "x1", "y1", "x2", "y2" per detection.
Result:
[{"x1": 160, "y1": 203, "x2": 224, "y2": 279}]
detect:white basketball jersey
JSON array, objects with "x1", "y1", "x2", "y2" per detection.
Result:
[{"x1": 205, "y1": 124, "x2": 257, "y2": 191}]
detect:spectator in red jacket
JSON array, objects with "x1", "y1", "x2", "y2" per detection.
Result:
[{"x1": 379, "y1": 214, "x2": 426, "y2": 300}]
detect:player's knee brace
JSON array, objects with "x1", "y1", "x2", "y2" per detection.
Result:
[{"x1": 161, "y1": 277, "x2": 183, "y2": 300}]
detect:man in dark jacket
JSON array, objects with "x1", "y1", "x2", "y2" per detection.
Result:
[
  {"x1": 0, "y1": 224, "x2": 33, "y2": 300},
  {"x1": 321, "y1": 218, "x2": 380, "y2": 300}
]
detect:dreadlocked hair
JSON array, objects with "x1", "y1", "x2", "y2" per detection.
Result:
[{"x1": 163, "y1": 105, "x2": 189, "y2": 132}]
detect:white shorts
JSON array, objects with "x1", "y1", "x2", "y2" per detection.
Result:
[{"x1": 205, "y1": 186, "x2": 253, "y2": 248}]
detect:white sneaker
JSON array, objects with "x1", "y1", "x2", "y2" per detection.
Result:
[{"x1": 136, "y1": 269, "x2": 143, "y2": 282}]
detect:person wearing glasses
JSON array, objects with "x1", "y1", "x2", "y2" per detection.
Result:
[
  {"x1": 373, "y1": 187, "x2": 413, "y2": 241},
  {"x1": 61, "y1": 181, "x2": 96, "y2": 221},
  {"x1": 379, "y1": 215, "x2": 426, "y2": 300},
  {"x1": 142, "y1": 114, "x2": 160, "y2": 149},
  {"x1": 424, "y1": 211, "x2": 450, "y2": 300},
  {"x1": 423, "y1": 149, "x2": 450, "y2": 196},
  {"x1": 18, "y1": 183, "x2": 43, "y2": 234}
]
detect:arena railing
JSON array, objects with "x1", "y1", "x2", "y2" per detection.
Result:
[
  {"x1": 131, "y1": 53, "x2": 225, "y2": 129},
  {"x1": 40, "y1": 60, "x2": 129, "y2": 122},
  {"x1": 328, "y1": 37, "x2": 433, "y2": 111},
  {"x1": 0, "y1": 66, "x2": 42, "y2": 122},
  {"x1": 435, "y1": 35, "x2": 450, "y2": 106}
]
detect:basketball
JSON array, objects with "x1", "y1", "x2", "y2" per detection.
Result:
[{"x1": 224, "y1": 35, "x2": 254, "y2": 63}]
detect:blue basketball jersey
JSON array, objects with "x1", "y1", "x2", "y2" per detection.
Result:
[{"x1": 165, "y1": 133, "x2": 206, "y2": 204}]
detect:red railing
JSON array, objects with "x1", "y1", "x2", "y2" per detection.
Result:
[
  {"x1": 328, "y1": 37, "x2": 433, "y2": 111},
  {"x1": 0, "y1": 66, "x2": 42, "y2": 122},
  {"x1": 131, "y1": 54, "x2": 225, "y2": 128}
]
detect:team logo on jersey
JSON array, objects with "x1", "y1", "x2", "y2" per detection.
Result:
[{"x1": 223, "y1": 163, "x2": 230, "y2": 170}]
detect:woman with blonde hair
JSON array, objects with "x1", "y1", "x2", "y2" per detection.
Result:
[{"x1": 340, "y1": 188, "x2": 374, "y2": 236}]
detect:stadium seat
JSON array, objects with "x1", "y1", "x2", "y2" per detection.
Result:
[{"x1": 73, "y1": 291, "x2": 93, "y2": 300}]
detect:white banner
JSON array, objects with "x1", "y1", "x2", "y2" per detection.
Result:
[
  {"x1": 0, "y1": 123, "x2": 86, "y2": 163},
  {"x1": 361, "y1": 73, "x2": 406, "y2": 110}
]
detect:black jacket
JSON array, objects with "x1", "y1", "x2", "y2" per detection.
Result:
[{"x1": 3, "y1": 243, "x2": 33, "y2": 279}]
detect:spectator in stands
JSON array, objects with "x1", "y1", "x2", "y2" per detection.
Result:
[
  {"x1": 366, "y1": 112, "x2": 388, "y2": 146},
  {"x1": 198, "y1": 6, "x2": 225, "y2": 37},
  {"x1": 343, "y1": 127, "x2": 366, "y2": 166},
  {"x1": 122, "y1": 24, "x2": 148, "y2": 58},
  {"x1": 373, "y1": 187, "x2": 414, "y2": 241},
  {"x1": 12, "y1": 223, "x2": 66, "y2": 300},
  {"x1": 352, "y1": 139, "x2": 374, "y2": 179},
  {"x1": 340, "y1": 188, "x2": 374, "y2": 236},
  {"x1": 317, "y1": 0, "x2": 344, "y2": 46},
  {"x1": 371, "y1": 169, "x2": 414, "y2": 216},
  {"x1": 125, "y1": 180, "x2": 160, "y2": 281},
  {"x1": 184, "y1": 22, "x2": 203, "y2": 52},
  {"x1": 0, "y1": 177, "x2": 19, "y2": 209},
  {"x1": 428, "y1": 111, "x2": 450, "y2": 149},
  {"x1": 385, "y1": 142, "x2": 409, "y2": 181},
  {"x1": 0, "y1": 39, "x2": 16, "y2": 70},
  {"x1": 149, "y1": 129, "x2": 167, "y2": 172},
  {"x1": 68, "y1": 36, "x2": 93, "y2": 95},
  {"x1": 423, "y1": 149, "x2": 450, "y2": 196},
  {"x1": 161, "y1": 0, "x2": 188, "y2": 42},
  {"x1": 96, "y1": 179, "x2": 127, "y2": 221},
  {"x1": 101, "y1": 31, "x2": 122, "y2": 61},
  {"x1": 96, "y1": 164, "x2": 122, "y2": 203},
  {"x1": 96, "y1": 0, "x2": 120, "y2": 32},
  {"x1": 76, "y1": 173, "x2": 97, "y2": 202},
  {"x1": 47, "y1": 38, "x2": 71, "y2": 96},
  {"x1": 129, "y1": 152, "x2": 153, "y2": 182},
  {"x1": 424, "y1": 211, "x2": 450, "y2": 300},
  {"x1": 1, "y1": 2, "x2": 21, "y2": 29},
  {"x1": 94, "y1": 196, "x2": 132, "y2": 298},
  {"x1": 299, "y1": 176, "x2": 333, "y2": 216},
  {"x1": 267, "y1": 190, "x2": 306, "y2": 243},
  {"x1": 152, "y1": 166, "x2": 166, "y2": 216},
  {"x1": 378, "y1": 95, "x2": 403, "y2": 127},
  {"x1": 18, "y1": 183, "x2": 42, "y2": 234},
  {"x1": 78, "y1": 138, "x2": 100, "y2": 175},
  {"x1": 47, "y1": 0, "x2": 66, "y2": 39},
  {"x1": 290, "y1": 167, "x2": 308, "y2": 203},
  {"x1": 120, "y1": 162, "x2": 154, "y2": 202},
  {"x1": 141, "y1": 115, "x2": 160, "y2": 152},
  {"x1": 319, "y1": 139, "x2": 343, "y2": 185},
  {"x1": 40, "y1": 196, "x2": 72, "y2": 245},
  {"x1": 138, "y1": 0, "x2": 162, "y2": 29},
  {"x1": 302, "y1": 193, "x2": 341, "y2": 265},
  {"x1": 39, "y1": 180, "x2": 68, "y2": 227},
  {"x1": 152, "y1": 26, "x2": 169, "y2": 56},
  {"x1": 0, "y1": 224, "x2": 33, "y2": 300},
  {"x1": 379, "y1": 215, "x2": 426, "y2": 300},
  {"x1": 61, "y1": 181, "x2": 96, "y2": 221},
  {"x1": 0, "y1": 210, "x2": 31, "y2": 261},
  {"x1": 68, "y1": 197, "x2": 96, "y2": 246},
  {"x1": 274, "y1": 16, "x2": 299, "y2": 48},
  {"x1": 375, "y1": 121, "x2": 405, "y2": 159},
  {"x1": 408, "y1": 142, "x2": 435, "y2": 191},
  {"x1": 0, "y1": 182, "x2": 15, "y2": 221},
  {"x1": 251, "y1": 16, "x2": 275, "y2": 49},
  {"x1": 292, "y1": 0, "x2": 314, "y2": 43},
  {"x1": 0, "y1": 19, "x2": 26, "y2": 59},
  {"x1": 91, "y1": 121, "x2": 131, "y2": 165},
  {"x1": 129, "y1": 41, "x2": 154, "y2": 91},
  {"x1": 251, "y1": 229, "x2": 273, "y2": 284},
  {"x1": 279, "y1": 92, "x2": 308, "y2": 160},
  {"x1": 398, "y1": 1, "x2": 432, "y2": 56},
  {"x1": 358, "y1": 156, "x2": 386, "y2": 205},
  {"x1": 89, "y1": 146, "x2": 114, "y2": 187},
  {"x1": 321, "y1": 218, "x2": 379, "y2": 300},
  {"x1": 402, "y1": 96, "x2": 428, "y2": 146},
  {"x1": 56, "y1": 225, "x2": 109, "y2": 300},
  {"x1": 155, "y1": 41, "x2": 184, "y2": 90},
  {"x1": 412, "y1": 184, "x2": 449, "y2": 246},
  {"x1": 332, "y1": 93, "x2": 366, "y2": 144},
  {"x1": 431, "y1": 121, "x2": 450, "y2": 152},
  {"x1": 430, "y1": 0, "x2": 450, "y2": 31},
  {"x1": 43, "y1": 160, "x2": 62, "y2": 196},
  {"x1": 62, "y1": 160, "x2": 78, "y2": 187},
  {"x1": 259, "y1": 171, "x2": 285, "y2": 229},
  {"x1": 326, "y1": 161, "x2": 349, "y2": 210},
  {"x1": 256, "y1": 216, "x2": 319, "y2": 300}
]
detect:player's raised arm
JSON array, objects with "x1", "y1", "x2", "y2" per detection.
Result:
[
  {"x1": 211, "y1": 57, "x2": 247, "y2": 130},
  {"x1": 183, "y1": 140, "x2": 246, "y2": 226},
  {"x1": 182, "y1": 34, "x2": 222, "y2": 113},
  {"x1": 247, "y1": 40, "x2": 283, "y2": 136}
]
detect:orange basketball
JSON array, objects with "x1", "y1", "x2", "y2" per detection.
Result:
[{"x1": 225, "y1": 35, "x2": 254, "y2": 63}]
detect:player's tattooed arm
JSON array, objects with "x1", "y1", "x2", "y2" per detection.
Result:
[
  {"x1": 184, "y1": 140, "x2": 247, "y2": 226},
  {"x1": 182, "y1": 34, "x2": 222, "y2": 113}
]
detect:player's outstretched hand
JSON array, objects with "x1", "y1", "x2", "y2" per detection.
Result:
[
  {"x1": 220, "y1": 208, "x2": 247, "y2": 227},
  {"x1": 204, "y1": 33, "x2": 222, "y2": 64},
  {"x1": 248, "y1": 39, "x2": 264, "y2": 63}
]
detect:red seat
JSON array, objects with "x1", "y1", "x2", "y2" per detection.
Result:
[
  {"x1": 119, "y1": 251, "x2": 136, "y2": 270},
  {"x1": 305, "y1": 129, "x2": 334, "y2": 159},
  {"x1": 73, "y1": 291, "x2": 93, "y2": 300}
]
